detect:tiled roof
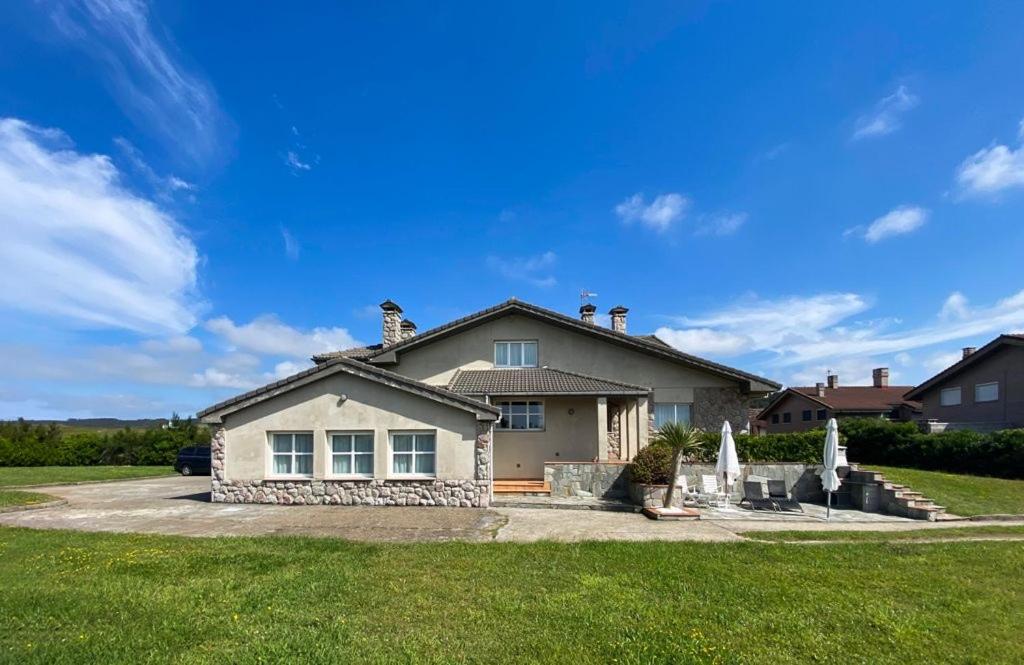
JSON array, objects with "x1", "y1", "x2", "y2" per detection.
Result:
[
  {"x1": 758, "y1": 385, "x2": 920, "y2": 420},
  {"x1": 315, "y1": 344, "x2": 382, "y2": 362},
  {"x1": 315, "y1": 299, "x2": 780, "y2": 390},
  {"x1": 447, "y1": 367, "x2": 650, "y2": 396},
  {"x1": 197, "y1": 356, "x2": 499, "y2": 422}
]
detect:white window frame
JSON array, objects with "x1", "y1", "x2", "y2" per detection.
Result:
[
  {"x1": 940, "y1": 386, "x2": 962, "y2": 407},
  {"x1": 494, "y1": 340, "x2": 539, "y2": 368},
  {"x1": 267, "y1": 431, "x2": 314, "y2": 479},
  {"x1": 975, "y1": 382, "x2": 999, "y2": 403},
  {"x1": 389, "y1": 431, "x2": 437, "y2": 479},
  {"x1": 495, "y1": 400, "x2": 545, "y2": 431},
  {"x1": 327, "y1": 431, "x2": 375, "y2": 479},
  {"x1": 653, "y1": 403, "x2": 693, "y2": 429}
]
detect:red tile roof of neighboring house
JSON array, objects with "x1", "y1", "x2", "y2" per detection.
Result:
[{"x1": 757, "y1": 385, "x2": 921, "y2": 420}]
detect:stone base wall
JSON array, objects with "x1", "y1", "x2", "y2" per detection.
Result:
[
  {"x1": 674, "y1": 462, "x2": 831, "y2": 503},
  {"x1": 607, "y1": 406, "x2": 622, "y2": 459},
  {"x1": 545, "y1": 462, "x2": 630, "y2": 499},
  {"x1": 214, "y1": 478, "x2": 489, "y2": 507}
]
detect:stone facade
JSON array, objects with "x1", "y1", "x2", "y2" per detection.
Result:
[
  {"x1": 606, "y1": 405, "x2": 622, "y2": 459},
  {"x1": 211, "y1": 422, "x2": 493, "y2": 508},
  {"x1": 693, "y1": 387, "x2": 749, "y2": 431},
  {"x1": 545, "y1": 461, "x2": 629, "y2": 499}
]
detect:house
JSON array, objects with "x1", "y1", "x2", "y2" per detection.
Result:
[
  {"x1": 905, "y1": 334, "x2": 1024, "y2": 432},
  {"x1": 197, "y1": 298, "x2": 780, "y2": 506},
  {"x1": 756, "y1": 368, "x2": 920, "y2": 433}
]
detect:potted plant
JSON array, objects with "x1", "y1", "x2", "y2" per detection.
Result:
[{"x1": 628, "y1": 422, "x2": 704, "y2": 508}]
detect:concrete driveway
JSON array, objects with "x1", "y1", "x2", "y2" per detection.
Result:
[{"x1": 2, "y1": 476, "x2": 1014, "y2": 543}]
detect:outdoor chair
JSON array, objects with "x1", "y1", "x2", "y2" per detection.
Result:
[
  {"x1": 739, "y1": 480, "x2": 779, "y2": 511},
  {"x1": 767, "y1": 479, "x2": 803, "y2": 513},
  {"x1": 697, "y1": 474, "x2": 729, "y2": 508},
  {"x1": 674, "y1": 475, "x2": 701, "y2": 506}
]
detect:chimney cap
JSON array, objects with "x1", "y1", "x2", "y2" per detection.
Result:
[
  {"x1": 579, "y1": 303, "x2": 597, "y2": 313},
  {"x1": 399, "y1": 319, "x2": 417, "y2": 329},
  {"x1": 379, "y1": 299, "x2": 403, "y2": 313},
  {"x1": 608, "y1": 305, "x2": 629, "y2": 315},
  {"x1": 962, "y1": 346, "x2": 977, "y2": 358}
]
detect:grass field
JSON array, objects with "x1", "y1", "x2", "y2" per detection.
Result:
[
  {"x1": 0, "y1": 466, "x2": 175, "y2": 488},
  {"x1": 745, "y1": 525, "x2": 1024, "y2": 543},
  {"x1": 1, "y1": 527, "x2": 1022, "y2": 663},
  {"x1": 0, "y1": 490, "x2": 57, "y2": 509},
  {"x1": 867, "y1": 465, "x2": 1024, "y2": 516}
]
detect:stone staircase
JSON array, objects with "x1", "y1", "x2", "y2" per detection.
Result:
[{"x1": 846, "y1": 468, "x2": 946, "y2": 521}]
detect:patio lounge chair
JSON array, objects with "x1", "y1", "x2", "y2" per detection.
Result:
[
  {"x1": 674, "y1": 475, "x2": 700, "y2": 506},
  {"x1": 739, "y1": 480, "x2": 779, "y2": 511},
  {"x1": 697, "y1": 474, "x2": 729, "y2": 508},
  {"x1": 767, "y1": 479, "x2": 803, "y2": 513}
]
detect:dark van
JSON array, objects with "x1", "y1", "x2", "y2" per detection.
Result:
[{"x1": 174, "y1": 446, "x2": 212, "y2": 476}]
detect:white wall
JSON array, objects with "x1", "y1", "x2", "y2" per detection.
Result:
[{"x1": 492, "y1": 396, "x2": 598, "y2": 478}]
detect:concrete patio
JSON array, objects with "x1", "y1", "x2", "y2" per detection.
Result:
[{"x1": 2, "y1": 475, "x2": 1019, "y2": 543}]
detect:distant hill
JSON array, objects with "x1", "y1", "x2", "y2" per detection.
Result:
[{"x1": 19, "y1": 418, "x2": 170, "y2": 431}]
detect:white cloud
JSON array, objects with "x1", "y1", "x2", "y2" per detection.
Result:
[
  {"x1": 860, "y1": 205, "x2": 929, "y2": 243},
  {"x1": 281, "y1": 226, "x2": 301, "y2": 260},
  {"x1": 652, "y1": 328, "x2": 751, "y2": 356},
  {"x1": 189, "y1": 367, "x2": 256, "y2": 389},
  {"x1": 657, "y1": 288, "x2": 1024, "y2": 386},
  {"x1": 939, "y1": 292, "x2": 969, "y2": 320},
  {"x1": 924, "y1": 350, "x2": 964, "y2": 374},
  {"x1": 284, "y1": 150, "x2": 311, "y2": 173},
  {"x1": 955, "y1": 117, "x2": 1024, "y2": 196},
  {"x1": 140, "y1": 335, "x2": 203, "y2": 354},
  {"x1": 205, "y1": 315, "x2": 361, "y2": 358},
  {"x1": 851, "y1": 85, "x2": 919, "y2": 140},
  {"x1": 113, "y1": 137, "x2": 195, "y2": 199},
  {"x1": 696, "y1": 212, "x2": 748, "y2": 237},
  {"x1": 615, "y1": 193, "x2": 689, "y2": 232},
  {"x1": 485, "y1": 251, "x2": 558, "y2": 288},
  {"x1": 47, "y1": 0, "x2": 229, "y2": 168},
  {"x1": 269, "y1": 360, "x2": 309, "y2": 380},
  {"x1": 0, "y1": 117, "x2": 200, "y2": 334}
]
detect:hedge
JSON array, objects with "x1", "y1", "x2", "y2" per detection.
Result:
[
  {"x1": 0, "y1": 415, "x2": 209, "y2": 467},
  {"x1": 841, "y1": 418, "x2": 1024, "y2": 479}
]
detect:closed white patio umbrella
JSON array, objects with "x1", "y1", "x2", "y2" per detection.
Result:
[
  {"x1": 715, "y1": 420, "x2": 741, "y2": 504},
  {"x1": 822, "y1": 418, "x2": 842, "y2": 521}
]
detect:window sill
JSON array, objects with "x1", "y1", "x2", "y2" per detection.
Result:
[
  {"x1": 325, "y1": 475, "x2": 374, "y2": 481},
  {"x1": 266, "y1": 475, "x2": 314, "y2": 481},
  {"x1": 388, "y1": 474, "x2": 437, "y2": 481}
]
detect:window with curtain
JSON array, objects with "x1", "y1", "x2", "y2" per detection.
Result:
[
  {"x1": 494, "y1": 341, "x2": 538, "y2": 367},
  {"x1": 330, "y1": 433, "x2": 374, "y2": 476},
  {"x1": 975, "y1": 382, "x2": 999, "y2": 403},
  {"x1": 940, "y1": 387, "x2": 962, "y2": 406},
  {"x1": 653, "y1": 403, "x2": 691, "y2": 429},
  {"x1": 271, "y1": 432, "x2": 313, "y2": 476},
  {"x1": 496, "y1": 401, "x2": 544, "y2": 430},
  {"x1": 391, "y1": 432, "x2": 436, "y2": 475}
]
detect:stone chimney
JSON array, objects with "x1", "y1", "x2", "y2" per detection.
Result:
[
  {"x1": 399, "y1": 319, "x2": 417, "y2": 340},
  {"x1": 872, "y1": 367, "x2": 889, "y2": 388},
  {"x1": 962, "y1": 347, "x2": 977, "y2": 360},
  {"x1": 827, "y1": 373, "x2": 839, "y2": 390},
  {"x1": 579, "y1": 303, "x2": 596, "y2": 325},
  {"x1": 816, "y1": 382, "x2": 826, "y2": 397},
  {"x1": 380, "y1": 299, "x2": 403, "y2": 346},
  {"x1": 609, "y1": 306, "x2": 629, "y2": 333}
]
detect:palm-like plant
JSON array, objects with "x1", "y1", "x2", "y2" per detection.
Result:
[{"x1": 651, "y1": 422, "x2": 704, "y2": 509}]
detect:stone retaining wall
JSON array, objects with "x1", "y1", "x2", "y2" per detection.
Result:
[
  {"x1": 676, "y1": 462, "x2": 833, "y2": 503},
  {"x1": 545, "y1": 461, "x2": 630, "y2": 499}
]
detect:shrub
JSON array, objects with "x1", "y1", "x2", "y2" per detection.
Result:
[
  {"x1": 840, "y1": 418, "x2": 1024, "y2": 479},
  {"x1": 628, "y1": 442, "x2": 675, "y2": 485},
  {"x1": 0, "y1": 414, "x2": 209, "y2": 467}
]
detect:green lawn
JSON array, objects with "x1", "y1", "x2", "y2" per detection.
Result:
[
  {"x1": 745, "y1": 525, "x2": 1024, "y2": 543},
  {"x1": 1, "y1": 528, "x2": 1023, "y2": 663},
  {"x1": 0, "y1": 490, "x2": 57, "y2": 509},
  {"x1": 0, "y1": 466, "x2": 175, "y2": 488},
  {"x1": 867, "y1": 465, "x2": 1024, "y2": 516}
]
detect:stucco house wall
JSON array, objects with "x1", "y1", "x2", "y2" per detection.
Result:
[
  {"x1": 918, "y1": 344, "x2": 1024, "y2": 428},
  {"x1": 760, "y1": 392, "x2": 831, "y2": 433},
  {"x1": 387, "y1": 314, "x2": 751, "y2": 430},
  {"x1": 492, "y1": 396, "x2": 598, "y2": 478}
]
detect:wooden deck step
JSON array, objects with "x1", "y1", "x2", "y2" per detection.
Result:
[{"x1": 493, "y1": 480, "x2": 550, "y2": 495}]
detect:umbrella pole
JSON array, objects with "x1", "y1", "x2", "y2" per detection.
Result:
[{"x1": 826, "y1": 491, "x2": 831, "y2": 522}]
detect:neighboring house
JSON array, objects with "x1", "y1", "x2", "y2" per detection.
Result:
[
  {"x1": 905, "y1": 335, "x2": 1024, "y2": 432},
  {"x1": 757, "y1": 368, "x2": 921, "y2": 433},
  {"x1": 197, "y1": 298, "x2": 779, "y2": 507}
]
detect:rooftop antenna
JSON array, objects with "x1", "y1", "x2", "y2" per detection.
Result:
[{"x1": 580, "y1": 289, "x2": 598, "y2": 306}]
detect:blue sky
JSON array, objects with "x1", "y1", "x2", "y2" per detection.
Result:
[{"x1": 2, "y1": 1, "x2": 1024, "y2": 418}]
